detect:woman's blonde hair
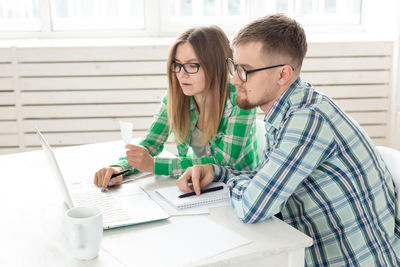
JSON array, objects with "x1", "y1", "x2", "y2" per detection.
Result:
[{"x1": 167, "y1": 25, "x2": 232, "y2": 145}]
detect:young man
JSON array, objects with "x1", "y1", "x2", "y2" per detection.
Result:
[{"x1": 176, "y1": 14, "x2": 400, "y2": 266}]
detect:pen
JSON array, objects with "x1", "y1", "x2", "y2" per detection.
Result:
[
  {"x1": 110, "y1": 169, "x2": 129, "y2": 178},
  {"x1": 178, "y1": 185, "x2": 224, "y2": 198}
]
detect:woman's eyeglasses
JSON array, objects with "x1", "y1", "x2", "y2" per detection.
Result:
[{"x1": 170, "y1": 61, "x2": 200, "y2": 74}]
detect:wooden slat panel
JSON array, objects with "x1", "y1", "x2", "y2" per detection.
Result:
[
  {"x1": 20, "y1": 89, "x2": 165, "y2": 104},
  {"x1": 0, "y1": 78, "x2": 14, "y2": 90},
  {"x1": 307, "y1": 42, "x2": 393, "y2": 57},
  {"x1": 0, "y1": 64, "x2": 13, "y2": 77},
  {"x1": 0, "y1": 106, "x2": 16, "y2": 119},
  {"x1": 0, "y1": 148, "x2": 21, "y2": 155},
  {"x1": 0, "y1": 48, "x2": 12, "y2": 63},
  {"x1": 19, "y1": 80, "x2": 385, "y2": 105},
  {"x1": 19, "y1": 61, "x2": 167, "y2": 76},
  {"x1": 23, "y1": 118, "x2": 156, "y2": 132},
  {"x1": 372, "y1": 138, "x2": 386, "y2": 146},
  {"x1": 362, "y1": 125, "x2": 387, "y2": 138},
  {"x1": 0, "y1": 121, "x2": 18, "y2": 133},
  {"x1": 20, "y1": 56, "x2": 392, "y2": 76},
  {"x1": 8, "y1": 41, "x2": 394, "y2": 155},
  {"x1": 318, "y1": 85, "x2": 389, "y2": 98},
  {"x1": 21, "y1": 103, "x2": 160, "y2": 118},
  {"x1": 301, "y1": 71, "x2": 390, "y2": 85},
  {"x1": 0, "y1": 92, "x2": 15, "y2": 105},
  {"x1": 24, "y1": 131, "x2": 148, "y2": 146},
  {"x1": 397, "y1": 112, "x2": 400, "y2": 144},
  {"x1": 17, "y1": 46, "x2": 170, "y2": 62},
  {"x1": 302, "y1": 57, "x2": 392, "y2": 71},
  {"x1": 0, "y1": 134, "x2": 18, "y2": 146},
  {"x1": 347, "y1": 112, "x2": 387, "y2": 124},
  {"x1": 18, "y1": 42, "x2": 390, "y2": 62},
  {"x1": 334, "y1": 99, "x2": 389, "y2": 112},
  {"x1": 20, "y1": 76, "x2": 167, "y2": 90}
]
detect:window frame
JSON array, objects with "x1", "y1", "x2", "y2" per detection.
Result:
[
  {"x1": 0, "y1": 0, "x2": 374, "y2": 39},
  {"x1": 159, "y1": 0, "x2": 251, "y2": 36},
  {"x1": 1, "y1": 0, "x2": 157, "y2": 39}
]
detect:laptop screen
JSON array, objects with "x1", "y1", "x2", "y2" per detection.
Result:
[{"x1": 36, "y1": 128, "x2": 74, "y2": 208}]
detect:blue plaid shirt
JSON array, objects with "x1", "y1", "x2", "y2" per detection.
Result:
[{"x1": 214, "y1": 78, "x2": 400, "y2": 266}]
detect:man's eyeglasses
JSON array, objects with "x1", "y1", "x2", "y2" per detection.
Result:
[
  {"x1": 170, "y1": 61, "x2": 201, "y2": 74},
  {"x1": 226, "y1": 58, "x2": 294, "y2": 82}
]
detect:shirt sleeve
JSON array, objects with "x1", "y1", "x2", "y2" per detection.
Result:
[{"x1": 215, "y1": 109, "x2": 336, "y2": 223}]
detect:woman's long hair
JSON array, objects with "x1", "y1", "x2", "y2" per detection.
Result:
[{"x1": 167, "y1": 25, "x2": 232, "y2": 145}]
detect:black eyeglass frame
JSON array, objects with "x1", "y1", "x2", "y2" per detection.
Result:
[
  {"x1": 226, "y1": 58, "x2": 294, "y2": 82},
  {"x1": 170, "y1": 61, "x2": 201, "y2": 74}
]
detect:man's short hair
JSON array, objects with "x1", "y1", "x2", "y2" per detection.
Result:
[{"x1": 232, "y1": 13, "x2": 307, "y2": 69}]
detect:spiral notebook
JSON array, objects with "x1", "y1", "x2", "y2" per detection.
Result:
[{"x1": 155, "y1": 182, "x2": 229, "y2": 209}]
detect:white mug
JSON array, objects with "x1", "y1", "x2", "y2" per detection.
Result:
[{"x1": 65, "y1": 206, "x2": 103, "y2": 260}]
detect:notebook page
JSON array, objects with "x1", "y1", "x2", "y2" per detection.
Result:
[
  {"x1": 148, "y1": 190, "x2": 210, "y2": 216},
  {"x1": 155, "y1": 182, "x2": 229, "y2": 209}
]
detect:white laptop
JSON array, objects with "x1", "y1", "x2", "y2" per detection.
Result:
[{"x1": 36, "y1": 128, "x2": 170, "y2": 230}]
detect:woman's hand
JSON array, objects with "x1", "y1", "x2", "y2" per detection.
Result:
[
  {"x1": 93, "y1": 166, "x2": 124, "y2": 191},
  {"x1": 125, "y1": 144, "x2": 154, "y2": 172}
]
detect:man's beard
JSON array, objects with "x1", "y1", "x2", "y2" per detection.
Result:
[{"x1": 236, "y1": 93, "x2": 257, "y2": 110}]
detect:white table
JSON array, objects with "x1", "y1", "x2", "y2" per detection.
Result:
[{"x1": 0, "y1": 140, "x2": 312, "y2": 267}]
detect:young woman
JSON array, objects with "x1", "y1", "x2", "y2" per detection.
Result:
[{"x1": 94, "y1": 25, "x2": 259, "y2": 190}]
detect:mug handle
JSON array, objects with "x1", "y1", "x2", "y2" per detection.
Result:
[{"x1": 70, "y1": 224, "x2": 83, "y2": 249}]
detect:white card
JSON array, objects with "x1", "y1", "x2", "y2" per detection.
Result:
[{"x1": 119, "y1": 121, "x2": 133, "y2": 145}]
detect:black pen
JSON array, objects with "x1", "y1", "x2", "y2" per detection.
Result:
[
  {"x1": 178, "y1": 185, "x2": 224, "y2": 198},
  {"x1": 111, "y1": 169, "x2": 130, "y2": 178}
]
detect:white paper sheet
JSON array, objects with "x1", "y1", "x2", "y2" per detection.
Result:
[
  {"x1": 119, "y1": 121, "x2": 133, "y2": 145},
  {"x1": 102, "y1": 217, "x2": 251, "y2": 267}
]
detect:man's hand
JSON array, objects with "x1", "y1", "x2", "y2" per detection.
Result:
[
  {"x1": 176, "y1": 164, "x2": 215, "y2": 195},
  {"x1": 125, "y1": 144, "x2": 154, "y2": 172}
]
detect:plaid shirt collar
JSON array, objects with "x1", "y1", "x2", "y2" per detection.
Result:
[{"x1": 264, "y1": 77, "x2": 302, "y2": 131}]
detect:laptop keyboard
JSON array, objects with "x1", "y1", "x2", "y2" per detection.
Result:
[{"x1": 71, "y1": 188, "x2": 131, "y2": 224}]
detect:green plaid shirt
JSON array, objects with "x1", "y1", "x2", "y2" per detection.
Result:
[{"x1": 115, "y1": 84, "x2": 259, "y2": 178}]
